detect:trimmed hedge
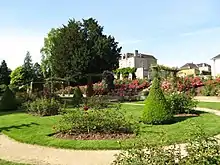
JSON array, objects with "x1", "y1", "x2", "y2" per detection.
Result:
[
  {"x1": 0, "y1": 86, "x2": 17, "y2": 111},
  {"x1": 142, "y1": 77, "x2": 172, "y2": 124}
]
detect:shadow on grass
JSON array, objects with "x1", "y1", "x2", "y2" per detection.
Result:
[
  {"x1": 0, "y1": 122, "x2": 39, "y2": 132},
  {"x1": 0, "y1": 110, "x2": 25, "y2": 116},
  {"x1": 141, "y1": 110, "x2": 207, "y2": 126}
]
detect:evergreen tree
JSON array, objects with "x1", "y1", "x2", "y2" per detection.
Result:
[
  {"x1": 0, "y1": 60, "x2": 10, "y2": 85},
  {"x1": 23, "y1": 51, "x2": 34, "y2": 84},
  {"x1": 33, "y1": 62, "x2": 43, "y2": 81},
  {"x1": 142, "y1": 77, "x2": 173, "y2": 124}
]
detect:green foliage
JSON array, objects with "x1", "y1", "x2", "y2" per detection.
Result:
[
  {"x1": 72, "y1": 86, "x2": 83, "y2": 107},
  {"x1": 201, "y1": 85, "x2": 218, "y2": 96},
  {"x1": 0, "y1": 86, "x2": 17, "y2": 111},
  {"x1": 0, "y1": 60, "x2": 11, "y2": 85},
  {"x1": 10, "y1": 66, "x2": 25, "y2": 87},
  {"x1": 0, "y1": 84, "x2": 6, "y2": 95},
  {"x1": 114, "y1": 67, "x2": 136, "y2": 78},
  {"x1": 84, "y1": 95, "x2": 110, "y2": 109},
  {"x1": 45, "y1": 18, "x2": 121, "y2": 82},
  {"x1": 142, "y1": 77, "x2": 172, "y2": 124},
  {"x1": 24, "y1": 98, "x2": 61, "y2": 116},
  {"x1": 102, "y1": 70, "x2": 115, "y2": 90},
  {"x1": 57, "y1": 106, "x2": 138, "y2": 134},
  {"x1": 166, "y1": 92, "x2": 198, "y2": 114},
  {"x1": 40, "y1": 28, "x2": 59, "y2": 78},
  {"x1": 33, "y1": 62, "x2": 43, "y2": 81},
  {"x1": 23, "y1": 51, "x2": 34, "y2": 84},
  {"x1": 112, "y1": 135, "x2": 220, "y2": 165}
]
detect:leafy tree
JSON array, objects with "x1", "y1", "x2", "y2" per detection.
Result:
[
  {"x1": 23, "y1": 51, "x2": 34, "y2": 84},
  {"x1": 10, "y1": 66, "x2": 25, "y2": 86},
  {"x1": 40, "y1": 28, "x2": 60, "y2": 78},
  {"x1": 33, "y1": 62, "x2": 43, "y2": 81},
  {"x1": 0, "y1": 60, "x2": 10, "y2": 85},
  {"x1": 43, "y1": 18, "x2": 121, "y2": 83}
]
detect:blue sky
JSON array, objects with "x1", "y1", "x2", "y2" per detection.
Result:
[{"x1": 0, "y1": 0, "x2": 220, "y2": 69}]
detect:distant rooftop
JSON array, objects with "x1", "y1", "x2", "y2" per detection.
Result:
[
  {"x1": 211, "y1": 54, "x2": 220, "y2": 60},
  {"x1": 121, "y1": 50, "x2": 157, "y2": 60},
  {"x1": 180, "y1": 62, "x2": 211, "y2": 69}
]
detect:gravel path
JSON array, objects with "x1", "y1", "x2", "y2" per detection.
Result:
[
  {"x1": 0, "y1": 135, "x2": 119, "y2": 165},
  {"x1": 1, "y1": 106, "x2": 220, "y2": 165}
]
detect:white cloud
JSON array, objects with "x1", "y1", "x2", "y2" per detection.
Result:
[{"x1": 0, "y1": 28, "x2": 45, "y2": 70}]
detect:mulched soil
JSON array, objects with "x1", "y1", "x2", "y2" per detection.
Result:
[{"x1": 54, "y1": 132, "x2": 135, "y2": 140}]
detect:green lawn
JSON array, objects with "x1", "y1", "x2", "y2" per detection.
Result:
[
  {"x1": 0, "y1": 159, "x2": 28, "y2": 165},
  {"x1": 197, "y1": 102, "x2": 220, "y2": 110},
  {"x1": 1, "y1": 104, "x2": 220, "y2": 150}
]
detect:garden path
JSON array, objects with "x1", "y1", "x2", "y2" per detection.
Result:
[{"x1": 1, "y1": 106, "x2": 220, "y2": 165}]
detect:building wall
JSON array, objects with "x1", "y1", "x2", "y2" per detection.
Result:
[
  {"x1": 118, "y1": 55, "x2": 157, "y2": 79},
  {"x1": 134, "y1": 57, "x2": 157, "y2": 69},
  {"x1": 177, "y1": 69, "x2": 200, "y2": 77},
  {"x1": 212, "y1": 58, "x2": 220, "y2": 77},
  {"x1": 119, "y1": 57, "x2": 135, "y2": 68},
  {"x1": 198, "y1": 66, "x2": 211, "y2": 73}
]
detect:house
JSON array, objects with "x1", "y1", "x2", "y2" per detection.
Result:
[
  {"x1": 178, "y1": 63, "x2": 200, "y2": 77},
  {"x1": 119, "y1": 50, "x2": 157, "y2": 79},
  {"x1": 196, "y1": 63, "x2": 211, "y2": 75},
  {"x1": 178, "y1": 62, "x2": 211, "y2": 77},
  {"x1": 211, "y1": 54, "x2": 220, "y2": 77}
]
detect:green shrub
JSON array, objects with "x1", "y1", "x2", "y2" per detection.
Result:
[
  {"x1": 57, "y1": 106, "x2": 138, "y2": 134},
  {"x1": 72, "y1": 86, "x2": 83, "y2": 107},
  {"x1": 0, "y1": 86, "x2": 17, "y2": 111},
  {"x1": 24, "y1": 98, "x2": 61, "y2": 116},
  {"x1": 0, "y1": 84, "x2": 6, "y2": 95},
  {"x1": 201, "y1": 85, "x2": 215, "y2": 96},
  {"x1": 84, "y1": 95, "x2": 110, "y2": 109},
  {"x1": 142, "y1": 77, "x2": 172, "y2": 124},
  {"x1": 112, "y1": 136, "x2": 220, "y2": 165},
  {"x1": 166, "y1": 92, "x2": 198, "y2": 114}
]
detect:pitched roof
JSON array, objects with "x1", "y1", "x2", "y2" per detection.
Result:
[
  {"x1": 180, "y1": 63, "x2": 198, "y2": 69},
  {"x1": 196, "y1": 63, "x2": 211, "y2": 68},
  {"x1": 211, "y1": 54, "x2": 220, "y2": 60},
  {"x1": 125, "y1": 52, "x2": 157, "y2": 60}
]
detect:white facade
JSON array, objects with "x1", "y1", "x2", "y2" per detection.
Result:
[
  {"x1": 211, "y1": 56, "x2": 220, "y2": 77},
  {"x1": 119, "y1": 50, "x2": 157, "y2": 79}
]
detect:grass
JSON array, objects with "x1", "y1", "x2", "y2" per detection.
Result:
[
  {"x1": 0, "y1": 159, "x2": 28, "y2": 165},
  {"x1": 1, "y1": 104, "x2": 220, "y2": 150},
  {"x1": 197, "y1": 102, "x2": 220, "y2": 110}
]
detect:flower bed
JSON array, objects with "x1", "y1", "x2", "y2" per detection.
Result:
[
  {"x1": 79, "y1": 79, "x2": 150, "y2": 97},
  {"x1": 162, "y1": 76, "x2": 204, "y2": 93}
]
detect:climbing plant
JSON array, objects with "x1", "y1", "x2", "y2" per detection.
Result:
[
  {"x1": 113, "y1": 67, "x2": 137, "y2": 79},
  {"x1": 151, "y1": 64, "x2": 179, "y2": 88}
]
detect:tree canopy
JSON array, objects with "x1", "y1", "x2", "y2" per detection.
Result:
[
  {"x1": 0, "y1": 60, "x2": 11, "y2": 85},
  {"x1": 41, "y1": 18, "x2": 121, "y2": 83},
  {"x1": 23, "y1": 51, "x2": 34, "y2": 83},
  {"x1": 10, "y1": 66, "x2": 25, "y2": 86}
]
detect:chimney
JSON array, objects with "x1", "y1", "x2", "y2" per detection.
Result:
[{"x1": 134, "y1": 50, "x2": 138, "y2": 57}]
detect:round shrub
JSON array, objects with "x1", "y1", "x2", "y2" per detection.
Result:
[
  {"x1": 0, "y1": 86, "x2": 17, "y2": 111},
  {"x1": 84, "y1": 95, "x2": 110, "y2": 109},
  {"x1": 24, "y1": 98, "x2": 61, "y2": 116},
  {"x1": 57, "y1": 106, "x2": 139, "y2": 134},
  {"x1": 166, "y1": 92, "x2": 198, "y2": 114},
  {"x1": 142, "y1": 77, "x2": 172, "y2": 124}
]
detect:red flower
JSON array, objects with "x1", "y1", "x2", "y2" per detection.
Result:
[{"x1": 83, "y1": 105, "x2": 89, "y2": 111}]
